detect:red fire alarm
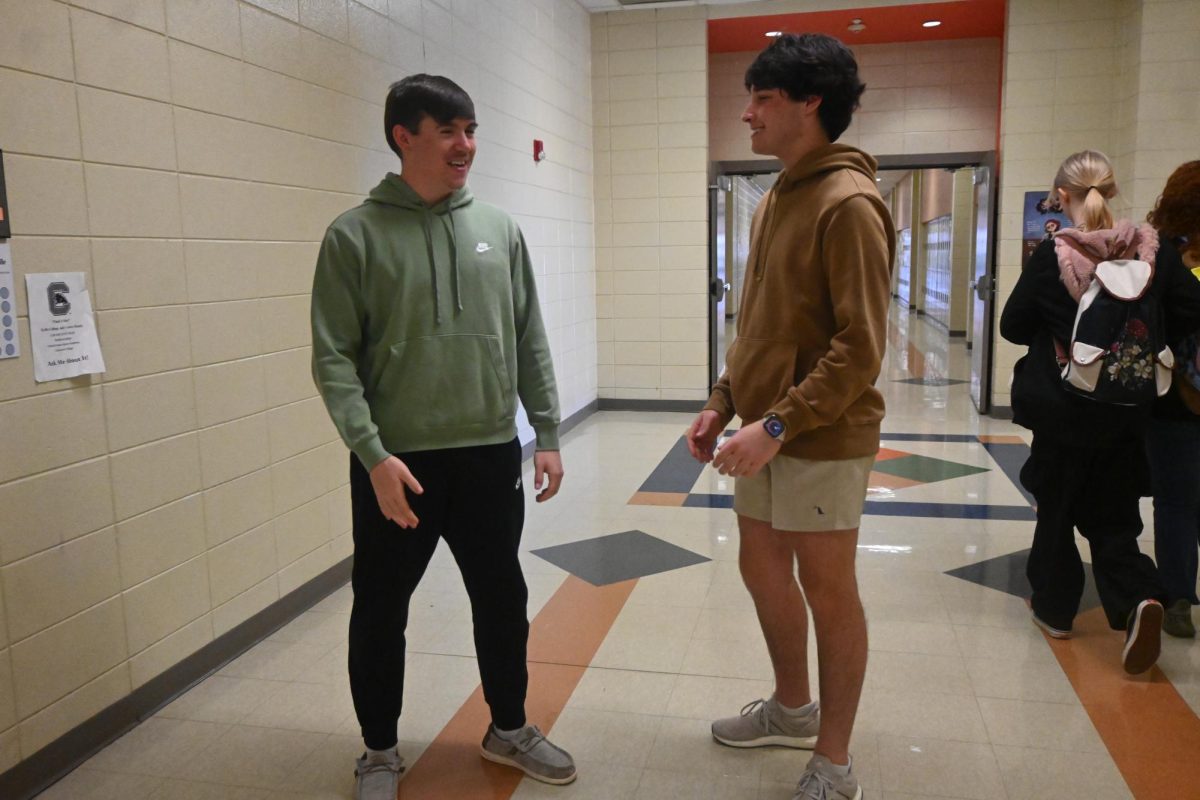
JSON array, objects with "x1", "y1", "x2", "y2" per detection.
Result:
[{"x1": 533, "y1": 139, "x2": 546, "y2": 163}]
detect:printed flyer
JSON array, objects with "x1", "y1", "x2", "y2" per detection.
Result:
[{"x1": 25, "y1": 272, "x2": 106, "y2": 382}]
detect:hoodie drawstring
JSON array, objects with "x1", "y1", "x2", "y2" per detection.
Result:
[
  {"x1": 373, "y1": 174, "x2": 467, "y2": 325},
  {"x1": 421, "y1": 207, "x2": 442, "y2": 324},
  {"x1": 752, "y1": 186, "x2": 782, "y2": 280},
  {"x1": 420, "y1": 205, "x2": 464, "y2": 324},
  {"x1": 448, "y1": 207, "x2": 462, "y2": 313}
]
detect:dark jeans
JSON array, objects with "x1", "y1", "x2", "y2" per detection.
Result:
[
  {"x1": 348, "y1": 438, "x2": 529, "y2": 750},
  {"x1": 1146, "y1": 418, "x2": 1200, "y2": 605},
  {"x1": 1020, "y1": 435, "x2": 1165, "y2": 631}
]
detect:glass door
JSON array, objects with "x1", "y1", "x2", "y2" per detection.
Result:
[{"x1": 968, "y1": 157, "x2": 998, "y2": 413}]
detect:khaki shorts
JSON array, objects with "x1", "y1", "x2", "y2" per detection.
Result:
[{"x1": 734, "y1": 454, "x2": 874, "y2": 532}]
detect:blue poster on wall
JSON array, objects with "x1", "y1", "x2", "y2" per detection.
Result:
[{"x1": 1022, "y1": 190, "x2": 1069, "y2": 268}]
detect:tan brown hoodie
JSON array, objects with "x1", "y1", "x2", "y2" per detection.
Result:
[{"x1": 704, "y1": 143, "x2": 896, "y2": 460}]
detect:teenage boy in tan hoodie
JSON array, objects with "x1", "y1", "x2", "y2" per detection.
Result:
[{"x1": 686, "y1": 33, "x2": 894, "y2": 800}]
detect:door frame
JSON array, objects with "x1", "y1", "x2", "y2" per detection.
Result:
[
  {"x1": 709, "y1": 150, "x2": 1000, "y2": 413},
  {"x1": 708, "y1": 166, "x2": 777, "y2": 389}
]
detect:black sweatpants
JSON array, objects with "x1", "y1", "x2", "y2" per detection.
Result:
[
  {"x1": 1020, "y1": 434, "x2": 1166, "y2": 631},
  {"x1": 348, "y1": 438, "x2": 529, "y2": 750}
]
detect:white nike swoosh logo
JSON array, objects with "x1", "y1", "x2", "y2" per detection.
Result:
[{"x1": 476, "y1": 243, "x2": 492, "y2": 253}]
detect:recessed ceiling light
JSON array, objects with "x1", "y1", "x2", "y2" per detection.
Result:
[
  {"x1": 923, "y1": 20, "x2": 942, "y2": 28},
  {"x1": 765, "y1": 30, "x2": 783, "y2": 37},
  {"x1": 847, "y1": 18, "x2": 866, "y2": 33}
]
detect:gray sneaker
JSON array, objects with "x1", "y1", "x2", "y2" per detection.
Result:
[
  {"x1": 354, "y1": 748, "x2": 404, "y2": 800},
  {"x1": 711, "y1": 696, "x2": 819, "y2": 749},
  {"x1": 1163, "y1": 599, "x2": 1196, "y2": 639},
  {"x1": 480, "y1": 724, "x2": 577, "y2": 785},
  {"x1": 793, "y1": 753, "x2": 862, "y2": 800}
]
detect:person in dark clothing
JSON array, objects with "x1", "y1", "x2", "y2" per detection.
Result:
[
  {"x1": 1145, "y1": 160, "x2": 1200, "y2": 638},
  {"x1": 1000, "y1": 150, "x2": 1200, "y2": 675}
]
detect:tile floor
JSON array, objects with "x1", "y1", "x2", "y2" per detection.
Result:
[{"x1": 33, "y1": 306, "x2": 1200, "y2": 799}]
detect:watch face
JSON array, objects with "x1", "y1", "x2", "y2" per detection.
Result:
[{"x1": 765, "y1": 417, "x2": 785, "y2": 437}]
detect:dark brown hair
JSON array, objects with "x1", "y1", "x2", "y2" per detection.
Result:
[{"x1": 1147, "y1": 160, "x2": 1200, "y2": 258}]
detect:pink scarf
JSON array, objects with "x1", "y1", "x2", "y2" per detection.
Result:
[{"x1": 1053, "y1": 220, "x2": 1159, "y2": 301}]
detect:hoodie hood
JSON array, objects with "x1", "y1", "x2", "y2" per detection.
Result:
[
  {"x1": 778, "y1": 143, "x2": 879, "y2": 189},
  {"x1": 1053, "y1": 220, "x2": 1159, "y2": 301},
  {"x1": 366, "y1": 173, "x2": 475, "y2": 323},
  {"x1": 751, "y1": 143, "x2": 880, "y2": 280},
  {"x1": 366, "y1": 172, "x2": 474, "y2": 211}
]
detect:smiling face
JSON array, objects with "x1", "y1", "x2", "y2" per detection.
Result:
[
  {"x1": 741, "y1": 87, "x2": 823, "y2": 168},
  {"x1": 392, "y1": 115, "x2": 477, "y2": 205}
]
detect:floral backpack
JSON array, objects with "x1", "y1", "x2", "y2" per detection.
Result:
[{"x1": 1054, "y1": 236, "x2": 1174, "y2": 406}]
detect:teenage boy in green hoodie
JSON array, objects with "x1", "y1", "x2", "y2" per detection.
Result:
[
  {"x1": 685, "y1": 35, "x2": 893, "y2": 800},
  {"x1": 311, "y1": 74, "x2": 576, "y2": 799}
]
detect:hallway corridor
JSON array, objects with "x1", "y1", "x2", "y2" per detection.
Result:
[{"x1": 32, "y1": 306, "x2": 1200, "y2": 800}]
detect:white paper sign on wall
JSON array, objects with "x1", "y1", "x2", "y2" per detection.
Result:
[{"x1": 25, "y1": 272, "x2": 106, "y2": 382}]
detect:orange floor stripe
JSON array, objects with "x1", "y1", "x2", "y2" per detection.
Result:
[
  {"x1": 905, "y1": 339, "x2": 928, "y2": 379},
  {"x1": 628, "y1": 490, "x2": 687, "y2": 507},
  {"x1": 399, "y1": 575, "x2": 637, "y2": 799},
  {"x1": 976, "y1": 434, "x2": 1026, "y2": 444},
  {"x1": 1042, "y1": 607, "x2": 1200, "y2": 799},
  {"x1": 867, "y1": 471, "x2": 924, "y2": 491}
]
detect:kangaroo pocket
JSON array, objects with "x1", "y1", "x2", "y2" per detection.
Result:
[
  {"x1": 375, "y1": 334, "x2": 515, "y2": 431},
  {"x1": 728, "y1": 337, "x2": 800, "y2": 421}
]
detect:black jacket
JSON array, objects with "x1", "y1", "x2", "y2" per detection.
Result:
[{"x1": 1000, "y1": 236, "x2": 1200, "y2": 445}]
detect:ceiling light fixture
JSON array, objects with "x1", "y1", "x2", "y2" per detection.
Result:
[
  {"x1": 765, "y1": 30, "x2": 783, "y2": 37},
  {"x1": 847, "y1": 18, "x2": 866, "y2": 33},
  {"x1": 922, "y1": 20, "x2": 942, "y2": 27}
]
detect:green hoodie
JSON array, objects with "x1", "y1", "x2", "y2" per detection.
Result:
[{"x1": 311, "y1": 174, "x2": 560, "y2": 469}]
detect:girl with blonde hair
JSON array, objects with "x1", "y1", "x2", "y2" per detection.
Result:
[{"x1": 1001, "y1": 150, "x2": 1200, "y2": 674}]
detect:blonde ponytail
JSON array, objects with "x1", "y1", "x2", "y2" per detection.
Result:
[{"x1": 1051, "y1": 150, "x2": 1117, "y2": 232}]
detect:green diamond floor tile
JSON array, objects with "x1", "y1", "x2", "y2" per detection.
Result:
[{"x1": 870, "y1": 454, "x2": 990, "y2": 483}]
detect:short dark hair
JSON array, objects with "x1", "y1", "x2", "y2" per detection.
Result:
[
  {"x1": 744, "y1": 33, "x2": 866, "y2": 142},
  {"x1": 383, "y1": 74, "x2": 475, "y2": 158}
]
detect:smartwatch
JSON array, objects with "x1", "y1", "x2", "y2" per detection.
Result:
[{"x1": 762, "y1": 413, "x2": 786, "y2": 439}]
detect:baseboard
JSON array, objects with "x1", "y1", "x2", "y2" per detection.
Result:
[
  {"x1": 0, "y1": 557, "x2": 354, "y2": 800},
  {"x1": 520, "y1": 399, "x2": 598, "y2": 460},
  {"x1": 990, "y1": 405, "x2": 1014, "y2": 419},
  {"x1": 597, "y1": 398, "x2": 706, "y2": 412}
]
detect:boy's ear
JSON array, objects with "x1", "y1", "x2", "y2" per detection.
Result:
[{"x1": 391, "y1": 124, "x2": 411, "y2": 153}]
